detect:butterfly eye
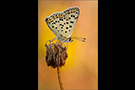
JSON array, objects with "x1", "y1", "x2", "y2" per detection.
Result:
[
  {"x1": 69, "y1": 37, "x2": 73, "y2": 42},
  {"x1": 69, "y1": 38, "x2": 71, "y2": 41}
]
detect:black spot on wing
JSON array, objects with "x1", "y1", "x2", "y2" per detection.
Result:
[
  {"x1": 71, "y1": 15, "x2": 75, "y2": 17},
  {"x1": 70, "y1": 21, "x2": 74, "y2": 23},
  {"x1": 59, "y1": 18, "x2": 63, "y2": 21},
  {"x1": 45, "y1": 18, "x2": 48, "y2": 21},
  {"x1": 60, "y1": 34, "x2": 63, "y2": 37},
  {"x1": 52, "y1": 22, "x2": 55, "y2": 24}
]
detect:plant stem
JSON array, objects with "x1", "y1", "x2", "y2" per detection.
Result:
[{"x1": 57, "y1": 66, "x2": 64, "y2": 90}]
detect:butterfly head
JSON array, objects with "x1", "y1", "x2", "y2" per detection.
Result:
[{"x1": 57, "y1": 36, "x2": 73, "y2": 43}]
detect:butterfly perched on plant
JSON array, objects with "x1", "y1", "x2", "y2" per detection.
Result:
[{"x1": 45, "y1": 7, "x2": 86, "y2": 44}]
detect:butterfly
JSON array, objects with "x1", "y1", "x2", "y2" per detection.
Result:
[{"x1": 45, "y1": 7, "x2": 86, "y2": 44}]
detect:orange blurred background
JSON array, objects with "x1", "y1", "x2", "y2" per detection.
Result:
[{"x1": 38, "y1": 0, "x2": 98, "y2": 89}]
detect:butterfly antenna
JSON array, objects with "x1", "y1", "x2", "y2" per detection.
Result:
[{"x1": 71, "y1": 37, "x2": 86, "y2": 42}]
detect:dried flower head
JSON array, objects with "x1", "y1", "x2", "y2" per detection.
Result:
[{"x1": 45, "y1": 42, "x2": 68, "y2": 68}]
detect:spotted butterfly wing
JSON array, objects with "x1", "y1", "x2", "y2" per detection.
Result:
[{"x1": 45, "y1": 7, "x2": 79, "y2": 39}]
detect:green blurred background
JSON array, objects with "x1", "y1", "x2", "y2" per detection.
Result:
[{"x1": 38, "y1": 0, "x2": 98, "y2": 89}]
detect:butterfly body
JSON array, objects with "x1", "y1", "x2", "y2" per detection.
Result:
[{"x1": 45, "y1": 7, "x2": 85, "y2": 44}]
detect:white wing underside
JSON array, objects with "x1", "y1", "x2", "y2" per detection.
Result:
[{"x1": 45, "y1": 7, "x2": 80, "y2": 39}]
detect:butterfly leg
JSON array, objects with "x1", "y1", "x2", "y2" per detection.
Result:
[
  {"x1": 57, "y1": 41, "x2": 69, "y2": 49},
  {"x1": 65, "y1": 42, "x2": 69, "y2": 49},
  {"x1": 45, "y1": 37, "x2": 57, "y2": 44}
]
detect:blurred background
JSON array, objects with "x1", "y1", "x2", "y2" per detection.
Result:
[{"x1": 38, "y1": 0, "x2": 98, "y2": 89}]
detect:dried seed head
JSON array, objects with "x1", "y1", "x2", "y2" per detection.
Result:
[{"x1": 45, "y1": 42, "x2": 68, "y2": 68}]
